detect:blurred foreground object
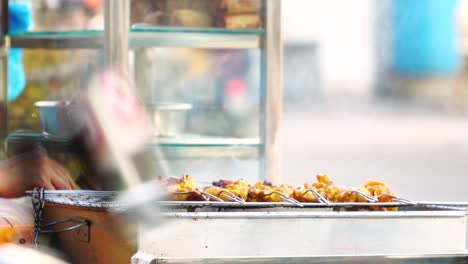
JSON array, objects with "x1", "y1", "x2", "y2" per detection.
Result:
[
  {"x1": 0, "y1": 149, "x2": 77, "y2": 198},
  {"x1": 392, "y1": 0, "x2": 460, "y2": 75},
  {"x1": 0, "y1": 244, "x2": 66, "y2": 264},
  {"x1": 28, "y1": 68, "x2": 166, "y2": 262},
  {"x1": 0, "y1": 198, "x2": 33, "y2": 245},
  {"x1": 458, "y1": 0, "x2": 468, "y2": 54},
  {"x1": 76, "y1": 68, "x2": 151, "y2": 187}
]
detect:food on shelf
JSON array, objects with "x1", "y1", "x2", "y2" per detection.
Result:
[
  {"x1": 216, "y1": 0, "x2": 262, "y2": 29},
  {"x1": 130, "y1": 0, "x2": 263, "y2": 29},
  {"x1": 164, "y1": 0, "x2": 213, "y2": 13},
  {"x1": 170, "y1": 9, "x2": 212, "y2": 27},
  {"x1": 131, "y1": 0, "x2": 165, "y2": 25},
  {"x1": 220, "y1": 14, "x2": 262, "y2": 29},
  {"x1": 219, "y1": 0, "x2": 262, "y2": 14}
]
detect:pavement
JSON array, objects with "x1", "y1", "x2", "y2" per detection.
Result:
[{"x1": 282, "y1": 103, "x2": 468, "y2": 201}]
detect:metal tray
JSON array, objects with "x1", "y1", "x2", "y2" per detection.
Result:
[{"x1": 137, "y1": 210, "x2": 468, "y2": 260}]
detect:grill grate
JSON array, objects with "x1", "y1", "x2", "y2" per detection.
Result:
[{"x1": 26, "y1": 190, "x2": 468, "y2": 211}]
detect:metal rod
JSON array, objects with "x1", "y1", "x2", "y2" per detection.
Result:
[
  {"x1": 354, "y1": 190, "x2": 379, "y2": 202},
  {"x1": 104, "y1": 0, "x2": 129, "y2": 70},
  {"x1": 40, "y1": 217, "x2": 89, "y2": 234},
  {"x1": 1, "y1": 0, "x2": 8, "y2": 39},
  {"x1": 262, "y1": 0, "x2": 283, "y2": 184},
  {"x1": 134, "y1": 48, "x2": 153, "y2": 103},
  {"x1": 0, "y1": 0, "x2": 8, "y2": 157},
  {"x1": 143, "y1": 254, "x2": 468, "y2": 264}
]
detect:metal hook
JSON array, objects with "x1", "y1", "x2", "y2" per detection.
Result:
[{"x1": 198, "y1": 190, "x2": 224, "y2": 202}]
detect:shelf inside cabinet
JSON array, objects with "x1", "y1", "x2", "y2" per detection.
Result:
[
  {"x1": 130, "y1": 25, "x2": 263, "y2": 49},
  {"x1": 9, "y1": 31, "x2": 103, "y2": 49},
  {"x1": 152, "y1": 135, "x2": 261, "y2": 147},
  {"x1": 6, "y1": 132, "x2": 261, "y2": 158},
  {"x1": 152, "y1": 135, "x2": 261, "y2": 159},
  {"x1": 7, "y1": 132, "x2": 261, "y2": 148},
  {"x1": 9, "y1": 27, "x2": 263, "y2": 50},
  {"x1": 6, "y1": 132, "x2": 75, "y2": 146}
]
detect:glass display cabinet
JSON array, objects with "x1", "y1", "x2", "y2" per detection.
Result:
[{"x1": 0, "y1": 0, "x2": 282, "y2": 185}]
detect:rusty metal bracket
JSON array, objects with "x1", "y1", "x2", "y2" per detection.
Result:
[{"x1": 74, "y1": 222, "x2": 90, "y2": 243}]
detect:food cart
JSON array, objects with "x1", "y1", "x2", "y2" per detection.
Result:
[{"x1": 1, "y1": 1, "x2": 468, "y2": 263}]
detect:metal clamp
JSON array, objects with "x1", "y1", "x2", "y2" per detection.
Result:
[
  {"x1": 302, "y1": 189, "x2": 330, "y2": 205},
  {"x1": 40, "y1": 217, "x2": 90, "y2": 243},
  {"x1": 262, "y1": 191, "x2": 303, "y2": 207},
  {"x1": 201, "y1": 187, "x2": 246, "y2": 204},
  {"x1": 172, "y1": 190, "x2": 224, "y2": 202},
  {"x1": 377, "y1": 193, "x2": 415, "y2": 205},
  {"x1": 32, "y1": 188, "x2": 45, "y2": 247},
  {"x1": 217, "y1": 190, "x2": 245, "y2": 204},
  {"x1": 40, "y1": 217, "x2": 89, "y2": 234},
  {"x1": 352, "y1": 190, "x2": 379, "y2": 203}
]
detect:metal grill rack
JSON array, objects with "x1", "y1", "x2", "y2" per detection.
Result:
[{"x1": 26, "y1": 190, "x2": 468, "y2": 211}]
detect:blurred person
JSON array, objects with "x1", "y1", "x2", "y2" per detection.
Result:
[
  {"x1": 452, "y1": 0, "x2": 468, "y2": 112},
  {"x1": 84, "y1": 0, "x2": 103, "y2": 30},
  {"x1": 59, "y1": 0, "x2": 88, "y2": 30},
  {"x1": 0, "y1": 149, "x2": 77, "y2": 198},
  {"x1": 0, "y1": 2, "x2": 77, "y2": 198}
]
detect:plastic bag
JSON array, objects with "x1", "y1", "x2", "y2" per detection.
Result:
[{"x1": 8, "y1": 1, "x2": 33, "y2": 101}]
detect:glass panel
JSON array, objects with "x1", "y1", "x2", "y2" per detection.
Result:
[
  {"x1": 140, "y1": 48, "x2": 261, "y2": 138},
  {"x1": 8, "y1": 1, "x2": 263, "y2": 50},
  {"x1": 8, "y1": 48, "x2": 101, "y2": 132},
  {"x1": 6, "y1": 47, "x2": 103, "y2": 189},
  {"x1": 10, "y1": 0, "x2": 263, "y2": 34},
  {"x1": 153, "y1": 151, "x2": 261, "y2": 184},
  {"x1": 10, "y1": 0, "x2": 104, "y2": 32},
  {"x1": 138, "y1": 47, "x2": 262, "y2": 181}
]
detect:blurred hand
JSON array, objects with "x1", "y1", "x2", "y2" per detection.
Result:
[{"x1": 0, "y1": 150, "x2": 78, "y2": 198}]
